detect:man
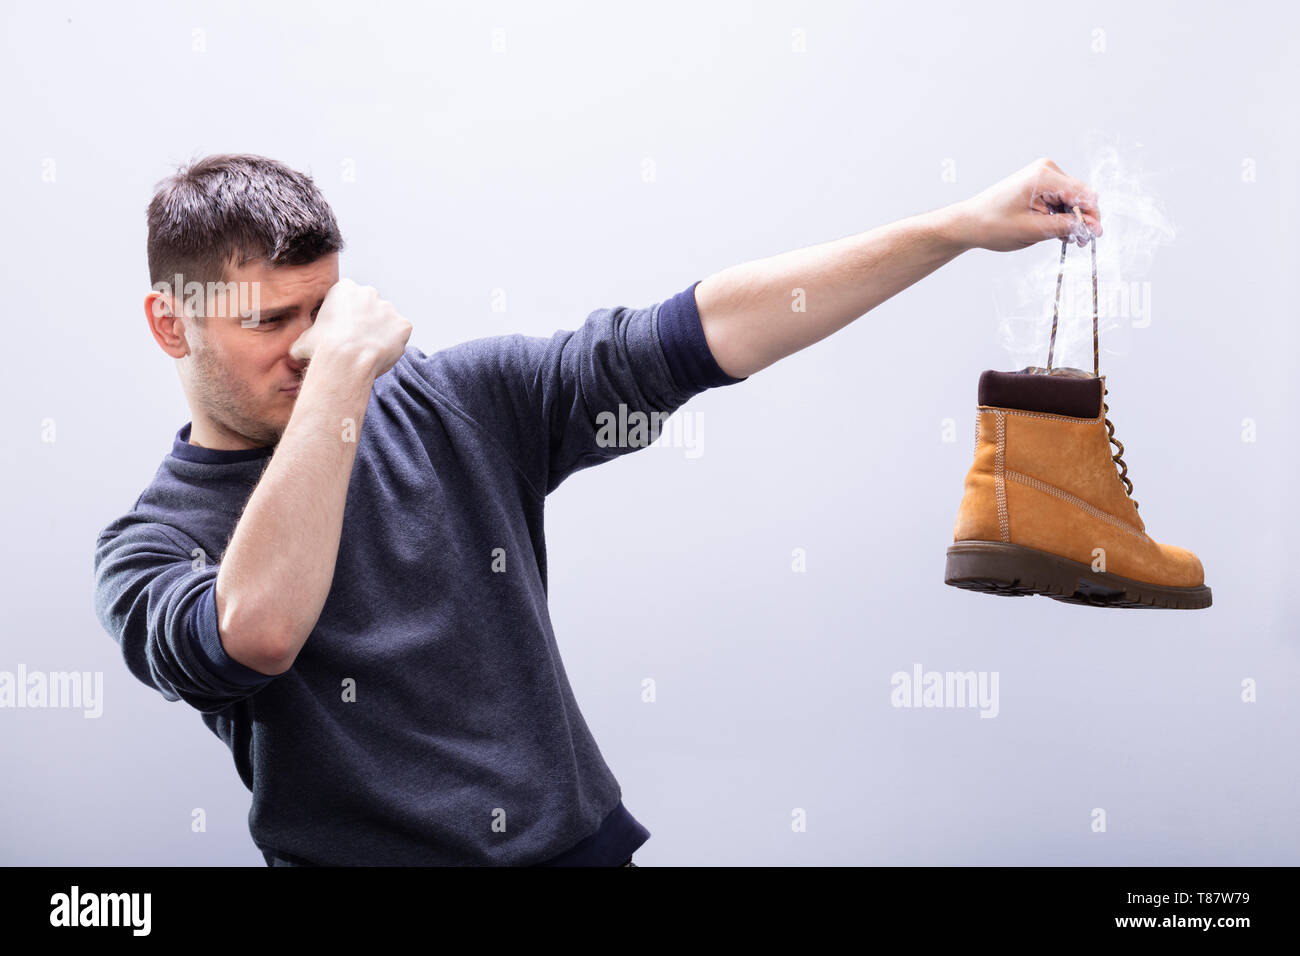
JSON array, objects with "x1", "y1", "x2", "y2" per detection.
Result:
[{"x1": 93, "y1": 153, "x2": 1101, "y2": 866}]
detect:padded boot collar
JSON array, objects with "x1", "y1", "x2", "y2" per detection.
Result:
[{"x1": 977, "y1": 367, "x2": 1104, "y2": 418}]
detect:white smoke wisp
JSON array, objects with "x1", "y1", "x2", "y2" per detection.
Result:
[{"x1": 991, "y1": 136, "x2": 1177, "y2": 373}]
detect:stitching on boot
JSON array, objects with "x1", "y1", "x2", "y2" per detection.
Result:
[
  {"x1": 973, "y1": 410, "x2": 981, "y2": 455},
  {"x1": 1004, "y1": 470, "x2": 1146, "y2": 540},
  {"x1": 994, "y1": 411, "x2": 1009, "y2": 542}
]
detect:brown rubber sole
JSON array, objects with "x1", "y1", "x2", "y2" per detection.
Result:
[{"x1": 945, "y1": 540, "x2": 1212, "y2": 610}]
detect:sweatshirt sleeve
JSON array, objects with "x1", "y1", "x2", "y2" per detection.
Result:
[
  {"x1": 400, "y1": 280, "x2": 747, "y2": 496},
  {"x1": 92, "y1": 521, "x2": 280, "y2": 714}
]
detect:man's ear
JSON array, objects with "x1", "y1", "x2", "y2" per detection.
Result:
[{"x1": 146, "y1": 291, "x2": 191, "y2": 358}]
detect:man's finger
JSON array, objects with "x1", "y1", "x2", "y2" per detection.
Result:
[
  {"x1": 1039, "y1": 171, "x2": 1099, "y2": 214},
  {"x1": 1037, "y1": 177, "x2": 1102, "y2": 238},
  {"x1": 1040, "y1": 207, "x2": 1095, "y2": 246}
]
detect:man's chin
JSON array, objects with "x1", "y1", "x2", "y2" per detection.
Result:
[{"x1": 260, "y1": 410, "x2": 291, "y2": 445}]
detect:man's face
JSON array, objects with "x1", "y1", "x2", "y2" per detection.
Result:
[{"x1": 178, "y1": 253, "x2": 339, "y2": 447}]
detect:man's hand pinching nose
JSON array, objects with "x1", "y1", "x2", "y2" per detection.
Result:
[{"x1": 290, "y1": 278, "x2": 413, "y2": 382}]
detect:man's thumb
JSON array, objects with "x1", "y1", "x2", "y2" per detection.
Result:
[{"x1": 1040, "y1": 208, "x2": 1094, "y2": 246}]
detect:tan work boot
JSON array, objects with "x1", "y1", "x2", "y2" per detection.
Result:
[{"x1": 945, "y1": 366, "x2": 1211, "y2": 609}]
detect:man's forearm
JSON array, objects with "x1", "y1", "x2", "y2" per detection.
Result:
[
  {"x1": 695, "y1": 206, "x2": 970, "y2": 379},
  {"x1": 214, "y1": 346, "x2": 377, "y2": 675}
]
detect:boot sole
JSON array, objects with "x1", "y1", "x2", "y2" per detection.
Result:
[{"x1": 945, "y1": 540, "x2": 1212, "y2": 610}]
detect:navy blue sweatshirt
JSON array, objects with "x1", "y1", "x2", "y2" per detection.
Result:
[{"x1": 92, "y1": 280, "x2": 746, "y2": 865}]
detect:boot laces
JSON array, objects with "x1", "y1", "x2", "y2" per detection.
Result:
[
  {"x1": 1044, "y1": 215, "x2": 1139, "y2": 513},
  {"x1": 1102, "y1": 385, "x2": 1138, "y2": 511}
]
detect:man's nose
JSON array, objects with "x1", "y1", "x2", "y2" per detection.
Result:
[{"x1": 285, "y1": 314, "x2": 315, "y2": 371}]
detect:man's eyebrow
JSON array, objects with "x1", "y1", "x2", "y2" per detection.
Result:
[
  {"x1": 244, "y1": 304, "x2": 296, "y2": 320},
  {"x1": 239, "y1": 298, "x2": 326, "y2": 321}
]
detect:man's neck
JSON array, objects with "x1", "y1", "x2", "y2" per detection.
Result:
[{"x1": 189, "y1": 417, "x2": 270, "y2": 452}]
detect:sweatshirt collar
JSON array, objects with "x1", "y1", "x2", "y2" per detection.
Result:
[{"x1": 172, "y1": 422, "x2": 276, "y2": 464}]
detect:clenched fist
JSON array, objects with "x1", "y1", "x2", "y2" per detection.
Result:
[{"x1": 290, "y1": 278, "x2": 413, "y2": 381}]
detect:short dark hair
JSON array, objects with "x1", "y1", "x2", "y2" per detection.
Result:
[{"x1": 146, "y1": 153, "x2": 344, "y2": 313}]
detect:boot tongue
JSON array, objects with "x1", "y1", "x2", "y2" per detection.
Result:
[{"x1": 978, "y1": 367, "x2": 1103, "y2": 417}]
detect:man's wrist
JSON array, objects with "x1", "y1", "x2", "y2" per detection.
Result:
[
  {"x1": 917, "y1": 202, "x2": 977, "y2": 256},
  {"x1": 309, "y1": 341, "x2": 383, "y2": 387}
]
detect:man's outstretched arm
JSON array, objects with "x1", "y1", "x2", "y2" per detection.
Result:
[{"x1": 695, "y1": 157, "x2": 1103, "y2": 380}]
